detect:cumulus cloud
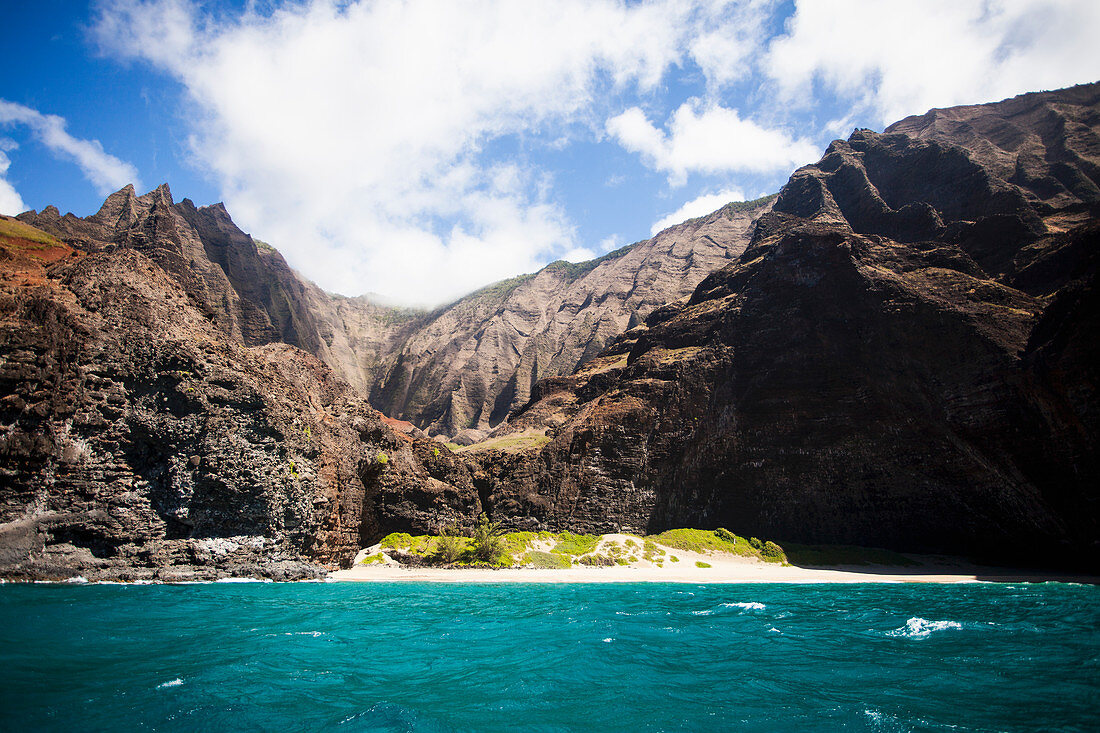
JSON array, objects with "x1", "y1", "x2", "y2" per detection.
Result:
[
  {"x1": 0, "y1": 140, "x2": 26, "y2": 215},
  {"x1": 92, "y1": 0, "x2": 715, "y2": 304},
  {"x1": 607, "y1": 101, "x2": 819, "y2": 186},
  {"x1": 0, "y1": 100, "x2": 141, "y2": 195},
  {"x1": 765, "y1": 0, "x2": 1100, "y2": 126},
  {"x1": 87, "y1": 0, "x2": 1100, "y2": 304},
  {"x1": 651, "y1": 187, "x2": 745, "y2": 235},
  {"x1": 688, "y1": 0, "x2": 777, "y2": 90}
]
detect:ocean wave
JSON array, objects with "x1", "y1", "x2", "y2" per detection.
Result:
[
  {"x1": 692, "y1": 601, "x2": 765, "y2": 615},
  {"x1": 215, "y1": 577, "x2": 274, "y2": 584},
  {"x1": 888, "y1": 617, "x2": 962, "y2": 638},
  {"x1": 156, "y1": 678, "x2": 183, "y2": 689}
]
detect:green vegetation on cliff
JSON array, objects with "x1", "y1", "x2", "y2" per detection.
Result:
[{"x1": 368, "y1": 527, "x2": 786, "y2": 568}]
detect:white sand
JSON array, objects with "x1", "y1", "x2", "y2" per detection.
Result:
[{"x1": 330, "y1": 537, "x2": 1092, "y2": 584}]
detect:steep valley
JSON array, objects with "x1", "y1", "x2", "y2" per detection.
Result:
[{"x1": 2, "y1": 82, "x2": 1098, "y2": 578}]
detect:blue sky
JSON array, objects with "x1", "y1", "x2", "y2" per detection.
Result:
[{"x1": 2, "y1": 0, "x2": 1098, "y2": 305}]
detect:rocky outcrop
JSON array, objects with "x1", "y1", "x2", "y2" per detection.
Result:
[
  {"x1": 472, "y1": 83, "x2": 1100, "y2": 568},
  {"x1": 5, "y1": 82, "x2": 1097, "y2": 576},
  {"x1": 17, "y1": 184, "x2": 425, "y2": 398},
  {"x1": 19, "y1": 185, "x2": 774, "y2": 440},
  {"x1": 369, "y1": 196, "x2": 774, "y2": 439},
  {"x1": 0, "y1": 218, "x2": 480, "y2": 581}
]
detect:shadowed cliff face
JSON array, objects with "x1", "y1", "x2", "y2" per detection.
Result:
[
  {"x1": 16, "y1": 185, "x2": 426, "y2": 400},
  {"x1": 0, "y1": 220, "x2": 480, "y2": 581},
  {"x1": 4, "y1": 82, "x2": 1098, "y2": 576},
  {"x1": 18, "y1": 185, "x2": 775, "y2": 441},
  {"x1": 473, "y1": 83, "x2": 1100, "y2": 568},
  {"x1": 369, "y1": 197, "x2": 774, "y2": 441}
]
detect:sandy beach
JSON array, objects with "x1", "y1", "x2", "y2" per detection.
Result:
[{"x1": 329, "y1": 537, "x2": 1096, "y2": 584}]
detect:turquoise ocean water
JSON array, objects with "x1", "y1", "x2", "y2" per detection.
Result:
[{"x1": 1, "y1": 581, "x2": 1097, "y2": 731}]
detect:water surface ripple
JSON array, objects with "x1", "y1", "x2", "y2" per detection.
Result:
[{"x1": 1, "y1": 582, "x2": 1097, "y2": 731}]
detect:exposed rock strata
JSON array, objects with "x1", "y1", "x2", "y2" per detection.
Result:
[
  {"x1": 369, "y1": 197, "x2": 774, "y2": 439},
  {"x1": 0, "y1": 221, "x2": 479, "y2": 581},
  {"x1": 20, "y1": 189, "x2": 772, "y2": 440},
  {"x1": 3, "y1": 82, "x2": 1097, "y2": 576},
  {"x1": 474, "y1": 83, "x2": 1100, "y2": 568}
]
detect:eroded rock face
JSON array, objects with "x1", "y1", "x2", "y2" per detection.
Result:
[
  {"x1": 367, "y1": 197, "x2": 774, "y2": 437},
  {"x1": 474, "y1": 84, "x2": 1100, "y2": 568},
  {"x1": 0, "y1": 223, "x2": 479, "y2": 581},
  {"x1": 19, "y1": 184, "x2": 775, "y2": 440}
]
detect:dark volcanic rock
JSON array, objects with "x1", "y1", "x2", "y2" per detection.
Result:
[
  {"x1": 19, "y1": 184, "x2": 775, "y2": 440},
  {"x1": 368, "y1": 197, "x2": 774, "y2": 437},
  {"x1": 476, "y1": 84, "x2": 1100, "y2": 569},
  {"x1": 0, "y1": 219, "x2": 479, "y2": 581}
]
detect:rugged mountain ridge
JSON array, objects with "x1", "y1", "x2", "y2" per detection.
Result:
[
  {"x1": 16, "y1": 185, "x2": 424, "y2": 397},
  {"x1": 469, "y1": 83, "x2": 1100, "y2": 567},
  {"x1": 0, "y1": 217, "x2": 481, "y2": 581},
  {"x1": 369, "y1": 196, "x2": 774, "y2": 441},
  {"x1": 3, "y1": 82, "x2": 1097, "y2": 578},
  {"x1": 18, "y1": 186, "x2": 774, "y2": 441}
]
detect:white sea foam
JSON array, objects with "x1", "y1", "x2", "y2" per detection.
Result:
[
  {"x1": 157, "y1": 678, "x2": 183, "y2": 689},
  {"x1": 693, "y1": 601, "x2": 765, "y2": 616},
  {"x1": 601, "y1": 638, "x2": 614, "y2": 643},
  {"x1": 63, "y1": 576, "x2": 88, "y2": 584},
  {"x1": 215, "y1": 577, "x2": 273, "y2": 583},
  {"x1": 888, "y1": 617, "x2": 962, "y2": 638}
]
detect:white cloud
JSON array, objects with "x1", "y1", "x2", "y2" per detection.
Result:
[
  {"x1": 597, "y1": 234, "x2": 623, "y2": 253},
  {"x1": 85, "y1": 0, "x2": 1100, "y2": 304},
  {"x1": 651, "y1": 187, "x2": 745, "y2": 235},
  {"x1": 562, "y1": 246, "x2": 597, "y2": 262},
  {"x1": 765, "y1": 0, "x2": 1100, "y2": 126},
  {"x1": 607, "y1": 100, "x2": 819, "y2": 186},
  {"x1": 0, "y1": 139, "x2": 26, "y2": 215},
  {"x1": 0, "y1": 100, "x2": 141, "y2": 195},
  {"x1": 688, "y1": 0, "x2": 777, "y2": 90},
  {"x1": 93, "y1": 0, "x2": 718, "y2": 304}
]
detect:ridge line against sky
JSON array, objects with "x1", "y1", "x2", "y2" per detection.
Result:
[{"x1": 2, "y1": 0, "x2": 1099, "y2": 306}]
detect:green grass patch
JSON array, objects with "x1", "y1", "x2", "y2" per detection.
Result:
[
  {"x1": 551, "y1": 532, "x2": 601, "y2": 557},
  {"x1": 501, "y1": 532, "x2": 540, "y2": 555},
  {"x1": 0, "y1": 218, "x2": 59, "y2": 245},
  {"x1": 378, "y1": 533, "x2": 436, "y2": 554},
  {"x1": 783, "y1": 544, "x2": 920, "y2": 567},
  {"x1": 525, "y1": 551, "x2": 572, "y2": 569},
  {"x1": 695, "y1": 561, "x2": 712, "y2": 568},
  {"x1": 379, "y1": 532, "x2": 414, "y2": 549},
  {"x1": 649, "y1": 528, "x2": 736, "y2": 554},
  {"x1": 648, "y1": 528, "x2": 786, "y2": 563},
  {"x1": 358, "y1": 553, "x2": 386, "y2": 565},
  {"x1": 760, "y1": 540, "x2": 786, "y2": 563}
]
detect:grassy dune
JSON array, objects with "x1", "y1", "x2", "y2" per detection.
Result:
[{"x1": 359, "y1": 527, "x2": 789, "y2": 569}]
